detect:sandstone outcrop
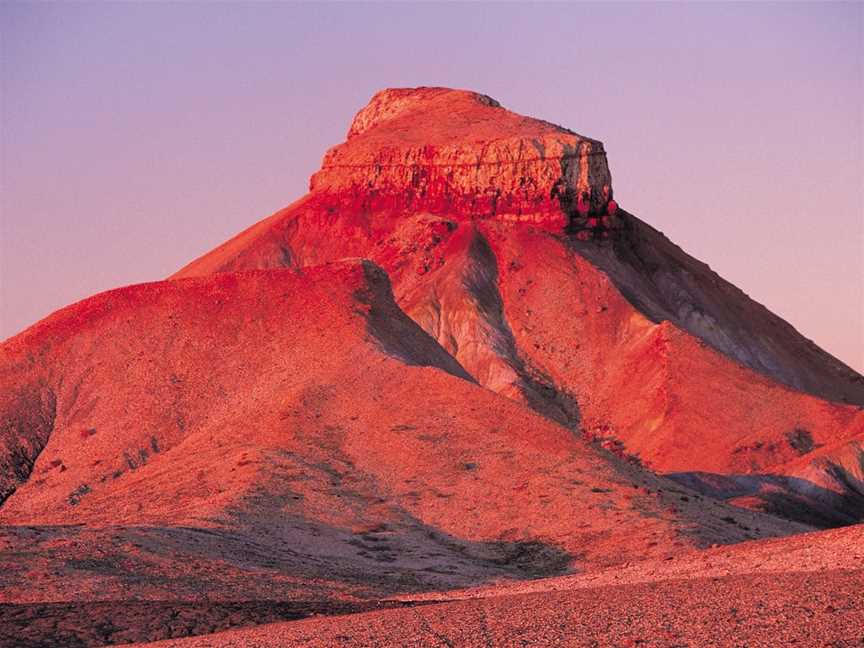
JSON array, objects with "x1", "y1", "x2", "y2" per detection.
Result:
[{"x1": 309, "y1": 88, "x2": 615, "y2": 232}]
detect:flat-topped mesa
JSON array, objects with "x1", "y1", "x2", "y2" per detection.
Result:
[{"x1": 309, "y1": 87, "x2": 617, "y2": 233}]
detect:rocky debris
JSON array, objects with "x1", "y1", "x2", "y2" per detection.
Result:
[
  {"x1": 123, "y1": 569, "x2": 864, "y2": 648},
  {"x1": 0, "y1": 599, "x2": 414, "y2": 648}
]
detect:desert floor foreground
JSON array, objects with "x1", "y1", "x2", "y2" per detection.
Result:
[
  {"x1": 127, "y1": 573, "x2": 864, "y2": 647},
  {"x1": 93, "y1": 526, "x2": 864, "y2": 647}
]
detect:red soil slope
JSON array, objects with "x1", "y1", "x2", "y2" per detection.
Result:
[
  {"x1": 0, "y1": 260, "x2": 801, "y2": 646},
  {"x1": 175, "y1": 87, "x2": 864, "y2": 526}
]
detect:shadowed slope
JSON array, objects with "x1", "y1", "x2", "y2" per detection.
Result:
[{"x1": 571, "y1": 210, "x2": 864, "y2": 406}]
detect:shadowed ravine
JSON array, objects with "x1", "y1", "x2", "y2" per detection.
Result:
[{"x1": 462, "y1": 232, "x2": 581, "y2": 429}]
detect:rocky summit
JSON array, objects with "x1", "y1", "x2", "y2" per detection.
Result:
[
  {"x1": 2, "y1": 87, "x2": 863, "y2": 647},
  {"x1": 310, "y1": 87, "x2": 615, "y2": 231}
]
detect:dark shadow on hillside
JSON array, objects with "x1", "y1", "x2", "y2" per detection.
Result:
[
  {"x1": 353, "y1": 260, "x2": 475, "y2": 383},
  {"x1": 563, "y1": 209, "x2": 864, "y2": 407},
  {"x1": 463, "y1": 231, "x2": 581, "y2": 429},
  {"x1": 0, "y1": 517, "x2": 570, "y2": 648},
  {"x1": 0, "y1": 436, "x2": 574, "y2": 648},
  {"x1": 667, "y1": 470, "x2": 864, "y2": 529},
  {"x1": 0, "y1": 384, "x2": 56, "y2": 510}
]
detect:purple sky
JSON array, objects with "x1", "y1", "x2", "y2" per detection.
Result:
[{"x1": 2, "y1": 2, "x2": 862, "y2": 372}]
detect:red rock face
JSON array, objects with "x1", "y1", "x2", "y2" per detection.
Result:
[
  {"x1": 2, "y1": 86, "x2": 863, "y2": 645},
  {"x1": 309, "y1": 88, "x2": 615, "y2": 229}
]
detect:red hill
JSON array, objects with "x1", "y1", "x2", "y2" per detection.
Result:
[
  {"x1": 2, "y1": 87, "x2": 862, "y2": 646},
  {"x1": 177, "y1": 87, "x2": 864, "y2": 527}
]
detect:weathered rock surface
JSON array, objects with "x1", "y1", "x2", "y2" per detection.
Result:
[{"x1": 310, "y1": 87, "x2": 614, "y2": 227}]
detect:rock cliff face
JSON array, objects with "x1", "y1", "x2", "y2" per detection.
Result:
[{"x1": 309, "y1": 88, "x2": 615, "y2": 232}]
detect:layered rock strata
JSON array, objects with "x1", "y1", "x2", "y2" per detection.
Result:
[{"x1": 309, "y1": 87, "x2": 615, "y2": 232}]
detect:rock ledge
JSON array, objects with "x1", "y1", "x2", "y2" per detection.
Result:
[{"x1": 309, "y1": 87, "x2": 616, "y2": 230}]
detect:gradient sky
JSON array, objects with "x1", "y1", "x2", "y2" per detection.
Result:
[{"x1": 2, "y1": 2, "x2": 862, "y2": 372}]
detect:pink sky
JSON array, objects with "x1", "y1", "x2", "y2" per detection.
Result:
[{"x1": 1, "y1": 2, "x2": 862, "y2": 372}]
